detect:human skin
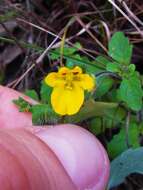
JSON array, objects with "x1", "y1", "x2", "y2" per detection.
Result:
[
  {"x1": 0, "y1": 85, "x2": 110, "y2": 190},
  {"x1": 33, "y1": 124, "x2": 110, "y2": 190},
  {"x1": 0, "y1": 128, "x2": 76, "y2": 190},
  {"x1": 0, "y1": 85, "x2": 37, "y2": 128}
]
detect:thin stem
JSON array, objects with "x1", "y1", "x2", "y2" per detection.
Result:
[{"x1": 125, "y1": 111, "x2": 131, "y2": 148}]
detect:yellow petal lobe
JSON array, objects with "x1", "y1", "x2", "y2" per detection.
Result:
[
  {"x1": 78, "y1": 74, "x2": 95, "y2": 91},
  {"x1": 58, "y1": 67, "x2": 70, "y2": 75},
  {"x1": 45, "y1": 72, "x2": 57, "y2": 87},
  {"x1": 51, "y1": 85, "x2": 84, "y2": 115},
  {"x1": 72, "y1": 66, "x2": 82, "y2": 74}
]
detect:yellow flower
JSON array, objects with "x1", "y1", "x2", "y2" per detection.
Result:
[{"x1": 45, "y1": 66, "x2": 95, "y2": 115}]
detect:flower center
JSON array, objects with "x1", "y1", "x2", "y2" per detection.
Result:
[
  {"x1": 60, "y1": 70, "x2": 81, "y2": 90},
  {"x1": 64, "y1": 73, "x2": 73, "y2": 90},
  {"x1": 65, "y1": 82, "x2": 73, "y2": 90},
  {"x1": 63, "y1": 72, "x2": 76, "y2": 90}
]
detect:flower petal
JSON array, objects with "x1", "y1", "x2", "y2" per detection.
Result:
[
  {"x1": 78, "y1": 74, "x2": 95, "y2": 91},
  {"x1": 72, "y1": 66, "x2": 82, "y2": 74},
  {"x1": 51, "y1": 85, "x2": 84, "y2": 115},
  {"x1": 45, "y1": 73, "x2": 58, "y2": 87},
  {"x1": 58, "y1": 67, "x2": 70, "y2": 75},
  {"x1": 45, "y1": 72, "x2": 66, "y2": 87},
  {"x1": 66, "y1": 85, "x2": 84, "y2": 115},
  {"x1": 51, "y1": 85, "x2": 66, "y2": 115}
]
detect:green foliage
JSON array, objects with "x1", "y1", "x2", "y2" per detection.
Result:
[
  {"x1": 103, "y1": 107, "x2": 126, "y2": 128},
  {"x1": 88, "y1": 117, "x2": 103, "y2": 135},
  {"x1": 95, "y1": 55, "x2": 110, "y2": 66},
  {"x1": 31, "y1": 104, "x2": 60, "y2": 125},
  {"x1": 117, "y1": 73, "x2": 143, "y2": 111},
  {"x1": 106, "y1": 62, "x2": 120, "y2": 73},
  {"x1": 64, "y1": 99, "x2": 118, "y2": 123},
  {"x1": 50, "y1": 42, "x2": 82, "y2": 59},
  {"x1": 128, "y1": 64, "x2": 136, "y2": 73},
  {"x1": 88, "y1": 106, "x2": 126, "y2": 136},
  {"x1": 25, "y1": 90, "x2": 39, "y2": 101},
  {"x1": 13, "y1": 97, "x2": 32, "y2": 112},
  {"x1": 108, "y1": 123, "x2": 140, "y2": 159},
  {"x1": 65, "y1": 54, "x2": 103, "y2": 74},
  {"x1": 13, "y1": 97, "x2": 60, "y2": 125},
  {"x1": 108, "y1": 148, "x2": 143, "y2": 189},
  {"x1": 108, "y1": 32, "x2": 133, "y2": 65},
  {"x1": 3, "y1": 30, "x2": 143, "y2": 169},
  {"x1": 95, "y1": 76, "x2": 114, "y2": 98},
  {"x1": 51, "y1": 42, "x2": 104, "y2": 74},
  {"x1": 40, "y1": 81, "x2": 52, "y2": 104}
]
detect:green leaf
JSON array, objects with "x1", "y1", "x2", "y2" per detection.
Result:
[
  {"x1": 107, "y1": 123, "x2": 140, "y2": 159},
  {"x1": 109, "y1": 32, "x2": 133, "y2": 64},
  {"x1": 95, "y1": 76, "x2": 114, "y2": 98},
  {"x1": 104, "y1": 106, "x2": 126, "y2": 127},
  {"x1": 31, "y1": 104, "x2": 60, "y2": 125},
  {"x1": 88, "y1": 117, "x2": 102, "y2": 135},
  {"x1": 50, "y1": 42, "x2": 82, "y2": 60},
  {"x1": 40, "y1": 81, "x2": 52, "y2": 104},
  {"x1": 128, "y1": 64, "x2": 136, "y2": 73},
  {"x1": 107, "y1": 89, "x2": 119, "y2": 102},
  {"x1": 13, "y1": 97, "x2": 32, "y2": 112},
  {"x1": 64, "y1": 99, "x2": 118, "y2": 123},
  {"x1": 117, "y1": 73, "x2": 143, "y2": 111},
  {"x1": 106, "y1": 62, "x2": 120, "y2": 73},
  {"x1": 89, "y1": 107, "x2": 126, "y2": 134},
  {"x1": 108, "y1": 147, "x2": 143, "y2": 189},
  {"x1": 95, "y1": 56, "x2": 110, "y2": 66},
  {"x1": 25, "y1": 90, "x2": 39, "y2": 101},
  {"x1": 66, "y1": 54, "x2": 104, "y2": 74}
]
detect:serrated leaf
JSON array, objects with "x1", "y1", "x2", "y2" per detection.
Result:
[
  {"x1": 109, "y1": 32, "x2": 133, "y2": 64},
  {"x1": 31, "y1": 104, "x2": 60, "y2": 125},
  {"x1": 108, "y1": 147, "x2": 143, "y2": 189},
  {"x1": 40, "y1": 81, "x2": 52, "y2": 104},
  {"x1": 107, "y1": 123, "x2": 140, "y2": 159},
  {"x1": 13, "y1": 97, "x2": 32, "y2": 112},
  {"x1": 25, "y1": 90, "x2": 39, "y2": 101},
  {"x1": 117, "y1": 73, "x2": 143, "y2": 111},
  {"x1": 95, "y1": 76, "x2": 114, "y2": 98}
]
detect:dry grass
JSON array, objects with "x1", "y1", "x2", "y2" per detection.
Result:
[{"x1": 0, "y1": 0, "x2": 143, "y2": 90}]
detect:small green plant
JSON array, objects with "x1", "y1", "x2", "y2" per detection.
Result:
[{"x1": 9, "y1": 31, "x2": 143, "y2": 187}]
